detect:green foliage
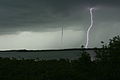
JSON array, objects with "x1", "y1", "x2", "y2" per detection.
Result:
[
  {"x1": 79, "y1": 49, "x2": 91, "y2": 64},
  {"x1": 93, "y1": 35, "x2": 120, "y2": 80},
  {"x1": 95, "y1": 35, "x2": 120, "y2": 62}
]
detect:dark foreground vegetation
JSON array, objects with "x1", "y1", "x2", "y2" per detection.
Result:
[{"x1": 0, "y1": 35, "x2": 120, "y2": 80}]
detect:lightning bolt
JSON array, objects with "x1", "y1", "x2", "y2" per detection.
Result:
[{"x1": 85, "y1": 8, "x2": 94, "y2": 48}]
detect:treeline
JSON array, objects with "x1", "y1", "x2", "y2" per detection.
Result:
[{"x1": 0, "y1": 35, "x2": 120, "y2": 80}]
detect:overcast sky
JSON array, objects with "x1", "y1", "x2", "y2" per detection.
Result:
[{"x1": 0, "y1": 0, "x2": 120, "y2": 50}]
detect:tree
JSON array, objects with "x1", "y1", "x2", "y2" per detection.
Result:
[
  {"x1": 95, "y1": 35, "x2": 120, "y2": 62},
  {"x1": 78, "y1": 45, "x2": 91, "y2": 64}
]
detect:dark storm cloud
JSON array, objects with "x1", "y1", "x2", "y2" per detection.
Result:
[{"x1": 0, "y1": 0, "x2": 119, "y2": 35}]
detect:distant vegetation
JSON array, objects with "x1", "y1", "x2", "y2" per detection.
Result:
[{"x1": 0, "y1": 35, "x2": 120, "y2": 80}]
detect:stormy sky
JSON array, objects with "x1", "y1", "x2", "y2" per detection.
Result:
[{"x1": 0, "y1": 0, "x2": 120, "y2": 50}]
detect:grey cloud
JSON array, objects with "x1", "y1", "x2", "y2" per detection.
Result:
[{"x1": 0, "y1": 0, "x2": 119, "y2": 35}]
